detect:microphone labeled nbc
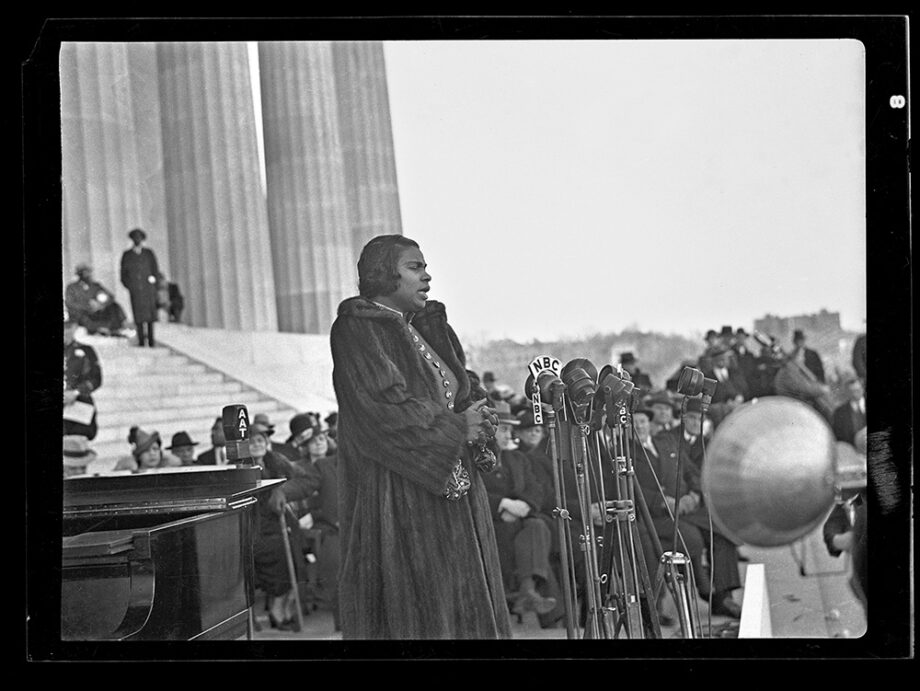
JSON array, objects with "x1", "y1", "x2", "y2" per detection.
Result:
[{"x1": 222, "y1": 404, "x2": 253, "y2": 465}]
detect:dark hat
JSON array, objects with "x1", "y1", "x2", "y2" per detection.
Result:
[
  {"x1": 166, "y1": 431, "x2": 198, "y2": 449},
  {"x1": 793, "y1": 329, "x2": 806, "y2": 341},
  {"x1": 631, "y1": 407, "x2": 656, "y2": 421},
  {"x1": 516, "y1": 408, "x2": 542, "y2": 430},
  {"x1": 683, "y1": 397, "x2": 704, "y2": 415},
  {"x1": 705, "y1": 329, "x2": 718, "y2": 340},
  {"x1": 324, "y1": 412, "x2": 338, "y2": 427},
  {"x1": 128, "y1": 227, "x2": 147, "y2": 242},
  {"x1": 497, "y1": 410, "x2": 520, "y2": 426},
  {"x1": 720, "y1": 325, "x2": 734, "y2": 337},
  {"x1": 646, "y1": 391, "x2": 676, "y2": 410},
  {"x1": 482, "y1": 371, "x2": 496, "y2": 383},
  {"x1": 287, "y1": 412, "x2": 315, "y2": 442},
  {"x1": 250, "y1": 420, "x2": 275, "y2": 438},
  {"x1": 736, "y1": 327, "x2": 749, "y2": 337},
  {"x1": 619, "y1": 352, "x2": 637, "y2": 364},
  {"x1": 63, "y1": 435, "x2": 97, "y2": 467},
  {"x1": 75, "y1": 262, "x2": 92, "y2": 276},
  {"x1": 132, "y1": 429, "x2": 161, "y2": 457}
]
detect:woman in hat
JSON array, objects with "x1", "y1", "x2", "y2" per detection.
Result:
[
  {"x1": 269, "y1": 234, "x2": 508, "y2": 639},
  {"x1": 120, "y1": 227, "x2": 160, "y2": 347},
  {"x1": 63, "y1": 435, "x2": 97, "y2": 478},
  {"x1": 112, "y1": 427, "x2": 178, "y2": 471}
]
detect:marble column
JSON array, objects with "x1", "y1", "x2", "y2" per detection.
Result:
[
  {"x1": 157, "y1": 42, "x2": 277, "y2": 331},
  {"x1": 332, "y1": 41, "x2": 403, "y2": 252},
  {"x1": 60, "y1": 42, "x2": 168, "y2": 306},
  {"x1": 258, "y1": 41, "x2": 356, "y2": 334}
]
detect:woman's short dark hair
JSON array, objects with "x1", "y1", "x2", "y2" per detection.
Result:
[{"x1": 357, "y1": 235, "x2": 419, "y2": 298}]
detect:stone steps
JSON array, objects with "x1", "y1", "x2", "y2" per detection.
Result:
[{"x1": 79, "y1": 333, "x2": 303, "y2": 462}]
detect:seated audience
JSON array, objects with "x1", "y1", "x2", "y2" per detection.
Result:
[
  {"x1": 632, "y1": 402, "x2": 743, "y2": 618},
  {"x1": 166, "y1": 431, "x2": 199, "y2": 466},
  {"x1": 64, "y1": 263, "x2": 128, "y2": 337},
  {"x1": 249, "y1": 419, "x2": 312, "y2": 630},
  {"x1": 63, "y1": 435, "x2": 96, "y2": 478},
  {"x1": 64, "y1": 313, "x2": 102, "y2": 441},
  {"x1": 114, "y1": 428, "x2": 180, "y2": 471},
  {"x1": 483, "y1": 411, "x2": 557, "y2": 616},
  {"x1": 277, "y1": 419, "x2": 341, "y2": 631}
]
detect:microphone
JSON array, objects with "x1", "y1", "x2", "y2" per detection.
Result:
[
  {"x1": 561, "y1": 366, "x2": 596, "y2": 409},
  {"x1": 222, "y1": 404, "x2": 253, "y2": 465}
]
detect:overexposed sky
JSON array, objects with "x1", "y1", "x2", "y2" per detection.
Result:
[{"x1": 382, "y1": 39, "x2": 867, "y2": 345}]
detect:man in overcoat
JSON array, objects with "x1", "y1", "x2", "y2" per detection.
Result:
[{"x1": 120, "y1": 227, "x2": 160, "y2": 347}]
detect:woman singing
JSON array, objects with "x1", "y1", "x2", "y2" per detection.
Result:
[{"x1": 308, "y1": 234, "x2": 510, "y2": 639}]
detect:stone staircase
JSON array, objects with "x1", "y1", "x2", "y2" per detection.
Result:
[{"x1": 82, "y1": 334, "x2": 302, "y2": 466}]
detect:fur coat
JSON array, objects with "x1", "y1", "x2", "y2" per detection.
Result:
[{"x1": 330, "y1": 297, "x2": 512, "y2": 639}]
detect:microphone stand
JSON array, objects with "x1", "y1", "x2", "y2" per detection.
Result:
[
  {"x1": 601, "y1": 397, "x2": 661, "y2": 639},
  {"x1": 539, "y1": 386, "x2": 578, "y2": 640},
  {"x1": 567, "y1": 397, "x2": 607, "y2": 639}
]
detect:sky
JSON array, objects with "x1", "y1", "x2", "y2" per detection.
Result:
[{"x1": 381, "y1": 39, "x2": 867, "y2": 345}]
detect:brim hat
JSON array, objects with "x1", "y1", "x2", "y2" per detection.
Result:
[
  {"x1": 63, "y1": 435, "x2": 97, "y2": 467},
  {"x1": 287, "y1": 412, "x2": 318, "y2": 444},
  {"x1": 619, "y1": 352, "x2": 637, "y2": 364},
  {"x1": 497, "y1": 411, "x2": 520, "y2": 426},
  {"x1": 128, "y1": 228, "x2": 147, "y2": 242},
  {"x1": 132, "y1": 429, "x2": 161, "y2": 457},
  {"x1": 645, "y1": 391, "x2": 676, "y2": 410},
  {"x1": 250, "y1": 421, "x2": 275, "y2": 438},
  {"x1": 167, "y1": 431, "x2": 198, "y2": 449},
  {"x1": 631, "y1": 407, "x2": 656, "y2": 422},
  {"x1": 516, "y1": 408, "x2": 543, "y2": 430}
]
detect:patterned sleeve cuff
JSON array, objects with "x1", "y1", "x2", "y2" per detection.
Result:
[{"x1": 443, "y1": 459, "x2": 471, "y2": 501}]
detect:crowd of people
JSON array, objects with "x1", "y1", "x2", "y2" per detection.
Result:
[{"x1": 62, "y1": 230, "x2": 869, "y2": 639}]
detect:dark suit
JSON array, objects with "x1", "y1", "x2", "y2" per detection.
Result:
[
  {"x1": 633, "y1": 431, "x2": 741, "y2": 599},
  {"x1": 481, "y1": 448, "x2": 553, "y2": 594},
  {"x1": 64, "y1": 339, "x2": 102, "y2": 440},
  {"x1": 120, "y1": 246, "x2": 160, "y2": 346},
  {"x1": 803, "y1": 347, "x2": 825, "y2": 383},
  {"x1": 832, "y1": 399, "x2": 867, "y2": 445},
  {"x1": 195, "y1": 445, "x2": 227, "y2": 465},
  {"x1": 852, "y1": 334, "x2": 867, "y2": 385}
]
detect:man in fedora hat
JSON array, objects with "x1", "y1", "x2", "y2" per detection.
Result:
[
  {"x1": 646, "y1": 390, "x2": 679, "y2": 435},
  {"x1": 619, "y1": 352, "x2": 653, "y2": 391},
  {"x1": 167, "y1": 431, "x2": 199, "y2": 466},
  {"x1": 273, "y1": 412, "x2": 319, "y2": 463},
  {"x1": 64, "y1": 312, "x2": 102, "y2": 440},
  {"x1": 65, "y1": 263, "x2": 128, "y2": 337},
  {"x1": 481, "y1": 410, "x2": 557, "y2": 617},
  {"x1": 120, "y1": 227, "x2": 160, "y2": 347},
  {"x1": 63, "y1": 435, "x2": 97, "y2": 477}
]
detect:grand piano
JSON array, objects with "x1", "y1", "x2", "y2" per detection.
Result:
[{"x1": 61, "y1": 464, "x2": 283, "y2": 641}]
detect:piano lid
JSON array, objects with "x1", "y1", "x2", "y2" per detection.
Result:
[{"x1": 63, "y1": 464, "x2": 282, "y2": 518}]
